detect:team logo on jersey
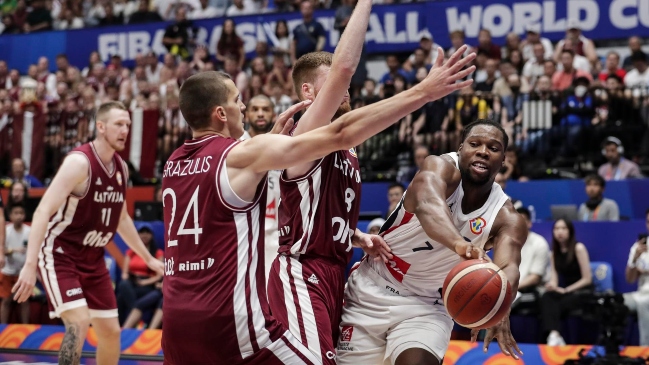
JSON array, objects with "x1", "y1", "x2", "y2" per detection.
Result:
[
  {"x1": 341, "y1": 326, "x2": 354, "y2": 342},
  {"x1": 348, "y1": 148, "x2": 357, "y2": 158},
  {"x1": 165, "y1": 257, "x2": 175, "y2": 276},
  {"x1": 385, "y1": 255, "x2": 411, "y2": 283},
  {"x1": 469, "y1": 217, "x2": 487, "y2": 235},
  {"x1": 116, "y1": 171, "x2": 123, "y2": 186}
]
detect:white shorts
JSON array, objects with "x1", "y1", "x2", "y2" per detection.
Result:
[{"x1": 337, "y1": 263, "x2": 454, "y2": 365}]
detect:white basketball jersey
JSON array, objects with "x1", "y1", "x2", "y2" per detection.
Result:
[{"x1": 365, "y1": 152, "x2": 509, "y2": 298}]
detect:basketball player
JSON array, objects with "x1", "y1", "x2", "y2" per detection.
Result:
[
  {"x1": 265, "y1": 0, "x2": 382, "y2": 363},
  {"x1": 12, "y1": 101, "x2": 165, "y2": 365},
  {"x1": 242, "y1": 95, "x2": 282, "y2": 283},
  {"x1": 161, "y1": 42, "x2": 475, "y2": 363},
  {"x1": 337, "y1": 119, "x2": 528, "y2": 365}
]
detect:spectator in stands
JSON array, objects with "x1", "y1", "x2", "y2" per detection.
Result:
[
  {"x1": 624, "y1": 51, "x2": 649, "y2": 89},
  {"x1": 474, "y1": 28, "x2": 500, "y2": 60},
  {"x1": 379, "y1": 55, "x2": 408, "y2": 94},
  {"x1": 520, "y1": 23, "x2": 553, "y2": 62},
  {"x1": 334, "y1": 0, "x2": 354, "y2": 33},
  {"x1": 162, "y1": 7, "x2": 197, "y2": 61},
  {"x1": 0, "y1": 204, "x2": 30, "y2": 324},
  {"x1": 272, "y1": 20, "x2": 291, "y2": 66},
  {"x1": 623, "y1": 209, "x2": 649, "y2": 346},
  {"x1": 225, "y1": 0, "x2": 255, "y2": 16},
  {"x1": 243, "y1": 94, "x2": 274, "y2": 139},
  {"x1": 495, "y1": 172, "x2": 522, "y2": 209},
  {"x1": 128, "y1": 0, "x2": 163, "y2": 24},
  {"x1": 598, "y1": 136, "x2": 642, "y2": 180},
  {"x1": 0, "y1": 14, "x2": 20, "y2": 35},
  {"x1": 552, "y1": 49, "x2": 592, "y2": 91},
  {"x1": 474, "y1": 58, "x2": 498, "y2": 93},
  {"x1": 8, "y1": 158, "x2": 43, "y2": 188},
  {"x1": 23, "y1": 0, "x2": 52, "y2": 32},
  {"x1": 122, "y1": 281, "x2": 163, "y2": 329},
  {"x1": 366, "y1": 217, "x2": 385, "y2": 235},
  {"x1": 190, "y1": 0, "x2": 221, "y2": 19},
  {"x1": 500, "y1": 73, "x2": 526, "y2": 143},
  {"x1": 501, "y1": 32, "x2": 520, "y2": 60},
  {"x1": 215, "y1": 18, "x2": 244, "y2": 69},
  {"x1": 559, "y1": 38, "x2": 591, "y2": 74},
  {"x1": 540, "y1": 218, "x2": 593, "y2": 346},
  {"x1": 553, "y1": 19, "x2": 598, "y2": 65},
  {"x1": 403, "y1": 35, "x2": 439, "y2": 74},
  {"x1": 4, "y1": 181, "x2": 30, "y2": 220},
  {"x1": 290, "y1": 0, "x2": 325, "y2": 63},
  {"x1": 116, "y1": 224, "x2": 163, "y2": 325},
  {"x1": 511, "y1": 207, "x2": 549, "y2": 313},
  {"x1": 578, "y1": 174, "x2": 620, "y2": 221},
  {"x1": 503, "y1": 145, "x2": 529, "y2": 181},
  {"x1": 622, "y1": 36, "x2": 643, "y2": 70},
  {"x1": 558, "y1": 76, "x2": 594, "y2": 159},
  {"x1": 446, "y1": 30, "x2": 469, "y2": 58},
  {"x1": 386, "y1": 182, "x2": 404, "y2": 218},
  {"x1": 396, "y1": 144, "x2": 428, "y2": 187},
  {"x1": 55, "y1": 5, "x2": 84, "y2": 29},
  {"x1": 493, "y1": 60, "x2": 530, "y2": 98},
  {"x1": 522, "y1": 43, "x2": 546, "y2": 88},
  {"x1": 598, "y1": 52, "x2": 627, "y2": 83}
]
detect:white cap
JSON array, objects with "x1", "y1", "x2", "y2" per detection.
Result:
[
  {"x1": 567, "y1": 18, "x2": 580, "y2": 30},
  {"x1": 525, "y1": 23, "x2": 541, "y2": 34},
  {"x1": 20, "y1": 78, "x2": 38, "y2": 89},
  {"x1": 367, "y1": 218, "x2": 386, "y2": 233}
]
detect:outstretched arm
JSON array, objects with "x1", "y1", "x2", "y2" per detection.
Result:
[
  {"x1": 227, "y1": 46, "x2": 476, "y2": 197},
  {"x1": 472, "y1": 202, "x2": 527, "y2": 360},
  {"x1": 402, "y1": 155, "x2": 484, "y2": 259},
  {"x1": 13, "y1": 153, "x2": 89, "y2": 303}
]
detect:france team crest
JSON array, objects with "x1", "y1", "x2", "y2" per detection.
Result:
[
  {"x1": 349, "y1": 148, "x2": 357, "y2": 158},
  {"x1": 469, "y1": 217, "x2": 486, "y2": 235}
]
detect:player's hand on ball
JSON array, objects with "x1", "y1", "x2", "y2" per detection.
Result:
[
  {"x1": 270, "y1": 99, "x2": 312, "y2": 135},
  {"x1": 147, "y1": 257, "x2": 165, "y2": 276},
  {"x1": 352, "y1": 232, "x2": 393, "y2": 263},
  {"x1": 471, "y1": 314, "x2": 523, "y2": 360},
  {"x1": 12, "y1": 265, "x2": 37, "y2": 303},
  {"x1": 454, "y1": 240, "x2": 486, "y2": 260}
]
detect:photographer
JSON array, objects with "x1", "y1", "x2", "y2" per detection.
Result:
[{"x1": 623, "y1": 208, "x2": 649, "y2": 346}]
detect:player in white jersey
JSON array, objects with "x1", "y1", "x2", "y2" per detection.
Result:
[
  {"x1": 337, "y1": 119, "x2": 528, "y2": 365},
  {"x1": 241, "y1": 95, "x2": 283, "y2": 283}
]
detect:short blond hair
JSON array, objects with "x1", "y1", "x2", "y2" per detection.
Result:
[
  {"x1": 292, "y1": 52, "x2": 333, "y2": 100},
  {"x1": 96, "y1": 101, "x2": 127, "y2": 123}
]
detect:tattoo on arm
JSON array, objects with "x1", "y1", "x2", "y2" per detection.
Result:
[{"x1": 59, "y1": 322, "x2": 81, "y2": 365}]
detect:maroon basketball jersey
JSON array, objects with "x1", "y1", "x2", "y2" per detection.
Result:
[
  {"x1": 278, "y1": 149, "x2": 361, "y2": 266},
  {"x1": 43, "y1": 142, "x2": 127, "y2": 266},
  {"x1": 161, "y1": 135, "x2": 288, "y2": 364}
]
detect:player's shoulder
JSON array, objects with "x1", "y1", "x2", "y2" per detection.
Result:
[
  {"x1": 63, "y1": 151, "x2": 91, "y2": 169},
  {"x1": 494, "y1": 200, "x2": 527, "y2": 234}
]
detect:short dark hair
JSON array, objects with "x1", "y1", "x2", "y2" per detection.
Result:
[
  {"x1": 461, "y1": 119, "x2": 509, "y2": 150},
  {"x1": 517, "y1": 207, "x2": 530, "y2": 220},
  {"x1": 8, "y1": 203, "x2": 25, "y2": 214},
  {"x1": 292, "y1": 52, "x2": 333, "y2": 100},
  {"x1": 630, "y1": 51, "x2": 647, "y2": 63},
  {"x1": 388, "y1": 183, "x2": 405, "y2": 192},
  {"x1": 585, "y1": 174, "x2": 605, "y2": 188},
  {"x1": 179, "y1": 71, "x2": 232, "y2": 131},
  {"x1": 606, "y1": 74, "x2": 623, "y2": 84},
  {"x1": 561, "y1": 49, "x2": 575, "y2": 57}
]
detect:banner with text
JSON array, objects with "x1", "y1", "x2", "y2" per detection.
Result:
[{"x1": 1, "y1": 0, "x2": 648, "y2": 72}]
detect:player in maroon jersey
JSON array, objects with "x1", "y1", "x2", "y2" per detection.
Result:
[
  {"x1": 161, "y1": 40, "x2": 476, "y2": 363},
  {"x1": 12, "y1": 101, "x2": 164, "y2": 365},
  {"x1": 265, "y1": 0, "x2": 386, "y2": 362}
]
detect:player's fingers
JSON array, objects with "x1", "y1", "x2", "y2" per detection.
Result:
[
  {"x1": 497, "y1": 338, "x2": 511, "y2": 357},
  {"x1": 510, "y1": 336, "x2": 523, "y2": 357},
  {"x1": 448, "y1": 51, "x2": 476, "y2": 75},
  {"x1": 434, "y1": 47, "x2": 444, "y2": 68},
  {"x1": 445, "y1": 45, "x2": 467, "y2": 69},
  {"x1": 280, "y1": 99, "x2": 312, "y2": 120},
  {"x1": 451, "y1": 79, "x2": 475, "y2": 92},
  {"x1": 482, "y1": 330, "x2": 494, "y2": 352},
  {"x1": 450, "y1": 66, "x2": 477, "y2": 85},
  {"x1": 280, "y1": 119, "x2": 295, "y2": 136},
  {"x1": 470, "y1": 329, "x2": 479, "y2": 343}
]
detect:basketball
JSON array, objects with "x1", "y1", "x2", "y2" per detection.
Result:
[{"x1": 442, "y1": 259, "x2": 512, "y2": 330}]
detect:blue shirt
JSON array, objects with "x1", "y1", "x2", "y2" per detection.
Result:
[{"x1": 293, "y1": 20, "x2": 326, "y2": 59}]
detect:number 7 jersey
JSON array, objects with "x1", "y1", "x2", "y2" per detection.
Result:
[{"x1": 365, "y1": 153, "x2": 509, "y2": 298}]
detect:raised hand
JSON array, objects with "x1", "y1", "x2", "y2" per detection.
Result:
[
  {"x1": 417, "y1": 45, "x2": 476, "y2": 103},
  {"x1": 270, "y1": 100, "x2": 313, "y2": 135}
]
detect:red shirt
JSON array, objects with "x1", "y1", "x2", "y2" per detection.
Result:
[
  {"x1": 127, "y1": 248, "x2": 163, "y2": 277},
  {"x1": 598, "y1": 68, "x2": 627, "y2": 82}
]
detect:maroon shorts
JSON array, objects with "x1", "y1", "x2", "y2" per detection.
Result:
[
  {"x1": 267, "y1": 255, "x2": 346, "y2": 365},
  {"x1": 38, "y1": 242, "x2": 116, "y2": 319}
]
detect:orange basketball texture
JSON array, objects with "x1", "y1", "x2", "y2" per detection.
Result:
[{"x1": 442, "y1": 259, "x2": 512, "y2": 330}]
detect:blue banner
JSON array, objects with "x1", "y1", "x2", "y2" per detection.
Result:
[{"x1": 1, "y1": 0, "x2": 648, "y2": 73}]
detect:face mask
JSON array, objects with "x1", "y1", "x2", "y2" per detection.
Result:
[{"x1": 575, "y1": 85, "x2": 587, "y2": 97}]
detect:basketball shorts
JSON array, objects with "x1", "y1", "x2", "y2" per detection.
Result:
[
  {"x1": 268, "y1": 255, "x2": 346, "y2": 365},
  {"x1": 337, "y1": 263, "x2": 454, "y2": 365},
  {"x1": 38, "y1": 243, "x2": 116, "y2": 319}
]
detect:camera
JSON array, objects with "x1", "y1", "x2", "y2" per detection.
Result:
[{"x1": 564, "y1": 292, "x2": 647, "y2": 365}]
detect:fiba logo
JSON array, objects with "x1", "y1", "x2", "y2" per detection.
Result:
[
  {"x1": 165, "y1": 257, "x2": 175, "y2": 276},
  {"x1": 469, "y1": 217, "x2": 487, "y2": 235}
]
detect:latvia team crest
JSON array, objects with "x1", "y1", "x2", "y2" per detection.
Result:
[
  {"x1": 469, "y1": 217, "x2": 486, "y2": 235},
  {"x1": 116, "y1": 171, "x2": 123, "y2": 186},
  {"x1": 349, "y1": 148, "x2": 357, "y2": 158}
]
